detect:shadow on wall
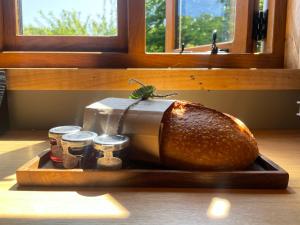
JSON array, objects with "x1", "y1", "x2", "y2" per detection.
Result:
[{"x1": 7, "y1": 90, "x2": 300, "y2": 130}]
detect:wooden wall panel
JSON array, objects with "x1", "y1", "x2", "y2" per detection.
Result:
[
  {"x1": 284, "y1": 0, "x2": 300, "y2": 69},
  {"x1": 6, "y1": 68, "x2": 300, "y2": 91}
]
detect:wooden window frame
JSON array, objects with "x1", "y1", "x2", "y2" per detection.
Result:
[
  {"x1": 2, "y1": 0, "x2": 128, "y2": 52},
  {"x1": 165, "y1": 0, "x2": 254, "y2": 53},
  {"x1": 0, "y1": 0, "x2": 287, "y2": 68}
]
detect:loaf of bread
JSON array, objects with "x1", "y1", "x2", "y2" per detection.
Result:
[{"x1": 160, "y1": 101, "x2": 259, "y2": 170}]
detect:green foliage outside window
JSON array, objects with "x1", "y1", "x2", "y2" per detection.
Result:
[
  {"x1": 22, "y1": 0, "x2": 235, "y2": 52},
  {"x1": 145, "y1": 0, "x2": 234, "y2": 52},
  {"x1": 22, "y1": 10, "x2": 116, "y2": 36},
  {"x1": 145, "y1": 0, "x2": 166, "y2": 52}
]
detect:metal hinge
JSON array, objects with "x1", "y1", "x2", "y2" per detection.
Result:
[{"x1": 253, "y1": 10, "x2": 268, "y2": 41}]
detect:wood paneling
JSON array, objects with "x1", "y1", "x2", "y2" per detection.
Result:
[
  {"x1": 284, "y1": 0, "x2": 300, "y2": 69},
  {"x1": 6, "y1": 68, "x2": 300, "y2": 91}
]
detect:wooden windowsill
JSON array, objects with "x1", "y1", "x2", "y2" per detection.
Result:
[{"x1": 0, "y1": 51, "x2": 284, "y2": 68}]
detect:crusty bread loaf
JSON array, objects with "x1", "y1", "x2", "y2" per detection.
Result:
[{"x1": 160, "y1": 101, "x2": 259, "y2": 170}]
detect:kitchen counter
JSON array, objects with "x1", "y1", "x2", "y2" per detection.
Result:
[{"x1": 0, "y1": 130, "x2": 300, "y2": 225}]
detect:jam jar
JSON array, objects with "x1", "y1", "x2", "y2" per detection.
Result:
[
  {"x1": 48, "y1": 126, "x2": 82, "y2": 167},
  {"x1": 94, "y1": 134, "x2": 129, "y2": 170},
  {"x1": 61, "y1": 131, "x2": 98, "y2": 169}
]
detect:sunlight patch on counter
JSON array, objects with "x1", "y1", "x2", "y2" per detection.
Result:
[
  {"x1": 207, "y1": 197, "x2": 231, "y2": 219},
  {"x1": 0, "y1": 141, "x2": 46, "y2": 155},
  {"x1": 0, "y1": 192, "x2": 130, "y2": 219}
]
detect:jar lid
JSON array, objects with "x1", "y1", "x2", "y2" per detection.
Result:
[
  {"x1": 49, "y1": 126, "x2": 82, "y2": 139},
  {"x1": 62, "y1": 131, "x2": 97, "y2": 145},
  {"x1": 94, "y1": 134, "x2": 129, "y2": 152}
]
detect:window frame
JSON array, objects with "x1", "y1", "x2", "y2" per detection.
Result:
[
  {"x1": 0, "y1": 0, "x2": 287, "y2": 68},
  {"x1": 2, "y1": 0, "x2": 128, "y2": 52}
]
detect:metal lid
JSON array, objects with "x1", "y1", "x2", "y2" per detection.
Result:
[
  {"x1": 62, "y1": 131, "x2": 97, "y2": 145},
  {"x1": 49, "y1": 126, "x2": 82, "y2": 135},
  {"x1": 94, "y1": 134, "x2": 129, "y2": 152}
]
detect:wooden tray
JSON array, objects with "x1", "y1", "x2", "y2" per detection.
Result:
[{"x1": 16, "y1": 150, "x2": 289, "y2": 189}]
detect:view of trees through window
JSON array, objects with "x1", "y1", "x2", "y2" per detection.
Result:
[
  {"x1": 146, "y1": 0, "x2": 166, "y2": 52},
  {"x1": 176, "y1": 0, "x2": 236, "y2": 49},
  {"x1": 146, "y1": 0, "x2": 236, "y2": 52},
  {"x1": 18, "y1": 0, "x2": 265, "y2": 53},
  {"x1": 19, "y1": 0, "x2": 117, "y2": 36}
]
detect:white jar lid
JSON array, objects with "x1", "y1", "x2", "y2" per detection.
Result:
[
  {"x1": 62, "y1": 131, "x2": 97, "y2": 146},
  {"x1": 49, "y1": 126, "x2": 82, "y2": 139}
]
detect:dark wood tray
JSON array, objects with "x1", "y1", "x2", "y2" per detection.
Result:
[{"x1": 16, "y1": 150, "x2": 289, "y2": 189}]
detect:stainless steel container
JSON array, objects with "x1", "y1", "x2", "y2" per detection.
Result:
[
  {"x1": 48, "y1": 126, "x2": 82, "y2": 167},
  {"x1": 94, "y1": 134, "x2": 130, "y2": 170},
  {"x1": 61, "y1": 131, "x2": 97, "y2": 169},
  {"x1": 83, "y1": 98, "x2": 174, "y2": 164}
]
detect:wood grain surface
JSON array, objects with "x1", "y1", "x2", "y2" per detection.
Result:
[
  {"x1": 265, "y1": 0, "x2": 287, "y2": 56},
  {"x1": 5, "y1": 68, "x2": 300, "y2": 91},
  {"x1": 0, "y1": 51, "x2": 285, "y2": 68},
  {"x1": 0, "y1": 130, "x2": 300, "y2": 225},
  {"x1": 285, "y1": 0, "x2": 300, "y2": 68},
  {"x1": 128, "y1": 0, "x2": 145, "y2": 54}
]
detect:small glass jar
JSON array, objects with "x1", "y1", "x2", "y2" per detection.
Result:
[
  {"x1": 94, "y1": 134, "x2": 129, "y2": 170},
  {"x1": 48, "y1": 126, "x2": 82, "y2": 167},
  {"x1": 61, "y1": 131, "x2": 98, "y2": 169}
]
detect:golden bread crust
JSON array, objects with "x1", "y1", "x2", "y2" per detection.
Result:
[{"x1": 160, "y1": 101, "x2": 259, "y2": 170}]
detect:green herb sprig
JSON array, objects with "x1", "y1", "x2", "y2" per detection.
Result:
[{"x1": 129, "y1": 79, "x2": 177, "y2": 100}]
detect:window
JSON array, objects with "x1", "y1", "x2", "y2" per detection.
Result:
[
  {"x1": 146, "y1": 0, "x2": 255, "y2": 53},
  {"x1": 146, "y1": 0, "x2": 166, "y2": 53},
  {"x1": 19, "y1": 0, "x2": 118, "y2": 36},
  {"x1": 3, "y1": 0, "x2": 127, "y2": 51},
  {"x1": 0, "y1": 0, "x2": 287, "y2": 68},
  {"x1": 175, "y1": 0, "x2": 236, "y2": 51}
]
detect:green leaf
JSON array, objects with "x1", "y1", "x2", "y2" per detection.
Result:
[{"x1": 129, "y1": 85, "x2": 156, "y2": 100}]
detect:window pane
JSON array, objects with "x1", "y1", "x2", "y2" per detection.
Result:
[
  {"x1": 18, "y1": 0, "x2": 118, "y2": 36},
  {"x1": 255, "y1": 0, "x2": 267, "y2": 53},
  {"x1": 145, "y1": 0, "x2": 166, "y2": 53},
  {"x1": 177, "y1": 0, "x2": 236, "y2": 49}
]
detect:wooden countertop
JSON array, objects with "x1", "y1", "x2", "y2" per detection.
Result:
[{"x1": 0, "y1": 130, "x2": 300, "y2": 225}]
